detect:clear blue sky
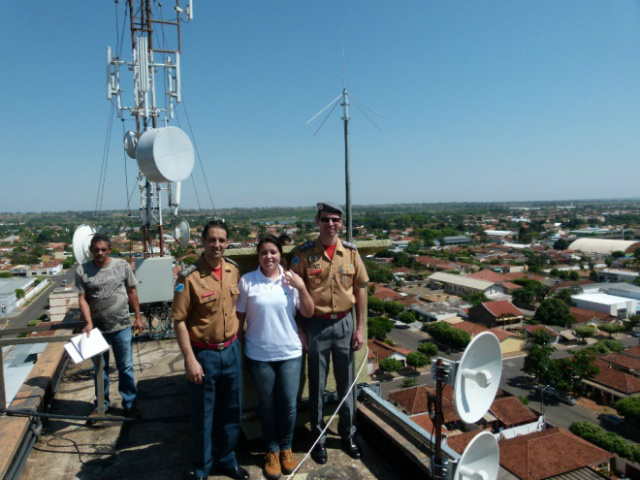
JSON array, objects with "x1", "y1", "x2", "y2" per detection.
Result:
[{"x1": 2, "y1": 1, "x2": 640, "y2": 213}]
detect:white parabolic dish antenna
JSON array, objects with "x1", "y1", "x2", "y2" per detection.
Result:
[
  {"x1": 174, "y1": 219, "x2": 191, "y2": 245},
  {"x1": 135, "y1": 126, "x2": 195, "y2": 182},
  {"x1": 454, "y1": 331, "x2": 502, "y2": 424},
  {"x1": 453, "y1": 431, "x2": 500, "y2": 480},
  {"x1": 72, "y1": 225, "x2": 97, "y2": 264}
]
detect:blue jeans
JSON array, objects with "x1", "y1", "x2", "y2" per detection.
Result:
[
  {"x1": 246, "y1": 355, "x2": 302, "y2": 453},
  {"x1": 188, "y1": 340, "x2": 242, "y2": 477},
  {"x1": 92, "y1": 326, "x2": 137, "y2": 411}
]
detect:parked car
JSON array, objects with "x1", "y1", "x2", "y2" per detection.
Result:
[
  {"x1": 556, "y1": 393, "x2": 577, "y2": 405},
  {"x1": 598, "y1": 414, "x2": 624, "y2": 426}
]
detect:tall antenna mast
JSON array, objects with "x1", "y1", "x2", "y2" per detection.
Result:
[
  {"x1": 107, "y1": 0, "x2": 194, "y2": 256},
  {"x1": 307, "y1": 32, "x2": 381, "y2": 242}
]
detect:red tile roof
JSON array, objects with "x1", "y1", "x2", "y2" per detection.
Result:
[
  {"x1": 489, "y1": 396, "x2": 537, "y2": 426},
  {"x1": 591, "y1": 359, "x2": 640, "y2": 394},
  {"x1": 488, "y1": 328, "x2": 520, "y2": 342},
  {"x1": 569, "y1": 307, "x2": 613, "y2": 324},
  {"x1": 481, "y1": 300, "x2": 523, "y2": 318},
  {"x1": 368, "y1": 339, "x2": 412, "y2": 363},
  {"x1": 371, "y1": 285, "x2": 405, "y2": 302},
  {"x1": 446, "y1": 429, "x2": 484, "y2": 454},
  {"x1": 499, "y1": 427, "x2": 613, "y2": 480},
  {"x1": 410, "y1": 413, "x2": 448, "y2": 434},
  {"x1": 388, "y1": 386, "x2": 429, "y2": 415},
  {"x1": 523, "y1": 325, "x2": 557, "y2": 337},
  {"x1": 599, "y1": 353, "x2": 640, "y2": 371},
  {"x1": 451, "y1": 321, "x2": 488, "y2": 337},
  {"x1": 468, "y1": 270, "x2": 506, "y2": 282}
]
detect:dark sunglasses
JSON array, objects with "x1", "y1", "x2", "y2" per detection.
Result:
[{"x1": 319, "y1": 217, "x2": 341, "y2": 223}]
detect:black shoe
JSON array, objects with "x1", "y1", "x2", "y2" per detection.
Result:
[
  {"x1": 311, "y1": 444, "x2": 327, "y2": 465},
  {"x1": 221, "y1": 465, "x2": 250, "y2": 480},
  {"x1": 342, "y1": 436, "x2": 361, "y2": 459},
  {"x1": 123, "y1": 406, "x2": 143, "y2": 419}
]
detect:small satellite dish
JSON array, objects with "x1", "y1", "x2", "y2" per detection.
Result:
[
  {"x1": 72, "y1": 224, "x2": 97, "y2": 264},
  {"x1": 453, "y1": 431, "x2": 499, "y2": 480},
  {"x1": 454, "y1": 331, "x2": 502, "y2": 424},
  {"x1": 135, "y1": 126, "x2": 194, "y2": 182},
  {"x1": 174, "y1": 219, "x2": 191, "y2": 245},
  {"x1": 123, "y1": 130, "x2": 138, "y2": 159}
]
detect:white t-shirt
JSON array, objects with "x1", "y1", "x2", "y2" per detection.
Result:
[{"x1": 237, "y1": 266, "x2": 302, "y2": 362}]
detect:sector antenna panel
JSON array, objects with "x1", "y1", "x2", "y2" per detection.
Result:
[
  {"x1": 453, "y1": 431, "x2": 499, "y2": 480},
  {"x1": 174, "y1": 219, "x2": 191, "y2": 245},
  {"x1": 135, "y1": 126, "x2": 195, "y2": 182},
  {"x1": 453, "y1": 331, "x2": 502, "y2": 424},
  {"x1": 72, "y1": 225, "x2": 96, "y2": 264}
]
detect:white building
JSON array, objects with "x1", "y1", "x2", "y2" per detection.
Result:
[
  {"x1": 571, "y1": 293, "x2": 638, "y2": 319},
  {"x1": 428, "y1": 272, "x2": 507, "y2": 298}
]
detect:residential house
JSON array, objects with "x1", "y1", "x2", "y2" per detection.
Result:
[
  {"x1": 447, "y1": 427, "x2": 613, "y2": 480},
  {"x1": 468, "y1": 300, "x2": 524, "y2": 329}
]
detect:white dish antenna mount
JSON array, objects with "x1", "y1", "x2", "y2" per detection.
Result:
[
  {"x1": 173, "y1": 218, "x2": 191, "y2": 245},
  {"x1": 430, "y1": 331, "x2": 502, "y2": 480},
  {"x1": 72, "y1": 225, "x2": 97, "y2": 265}
]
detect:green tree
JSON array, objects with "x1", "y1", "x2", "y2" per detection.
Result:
[
  {"x1": 368, "y1": 296, "x2": 384, "y2": 314},
  {"x1": 553, "y1": 238, "x2": 569, "y2": 250},
  {"x1": 534, "y1": 298, "x2": 575, "y2": 327},
  {"x1": 15, "y1": 289, "x2": 25, "y2": 299},
  {"x1": 599, "y1": 323, "x2": 625, "y2": 338},
  {"x1": 406, "y1": 352, "x2": 429, "y2": 370},
  {"x1": 574, "y1": 325, "x2": 596, "y2": 342},
  {"x1": 402, "y1": 378, "x2": 417, "y2": 388},
  {"x1": 368, "y1": 316, "x2": 394, "y2": 340},
  {"x1": 465, "y1": 291, "x2": 489, "y2": 305},
  {"x1": 379, "y1": 358, "x2": 403, "y2": 373},
  {"x1": 426, "y1": 321, "x2": 470, "y2": 349},
  {"x1": 570, "y1": 422, "x2": 640, "y2": 462},
  {"x1": 398, "y1": 310, "x2": 416, "y2": 325},
  {"x1": 529, "y1": 327, "x2": 553, "y2": 346},
  {"x1": 615, "y1": 397, "x2": 640, "y2": 425},
  {"x1": 418, "y1": 341, "x2": 439, "y2": 357},
  {"x1": 384, "y1": 301, "x2": 405, "y2": 318},
  {"x1": 512, "y1": 287, "x2": 535, "y2": 305},
  {"x1": 591, "y1": 339, "x2": 624, "y2": 354},
  {"x1": 0, "y1": 272, "x2": 12, "y2": 278},
  {"x1": 569, "y1": 271, "x2": 580, "y2": 281},
  {"x1": 611, "y1": 250, "x2": 626, "y2": 258},
  {"x1": 523, "y1": 344, "x2": 556, "y2": 384}
]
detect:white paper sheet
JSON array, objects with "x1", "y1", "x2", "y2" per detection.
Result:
[{"x1": 64, "y1": 328, "x2": 110, "y2": 364}]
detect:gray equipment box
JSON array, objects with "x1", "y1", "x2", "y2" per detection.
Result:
[{"x1": 134, "y1": 256, "x2": 175, "y2": 304}]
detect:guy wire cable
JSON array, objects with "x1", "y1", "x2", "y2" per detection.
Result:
[{"x1": 286, "y1": 345, "x2": 369, "y2": 480}]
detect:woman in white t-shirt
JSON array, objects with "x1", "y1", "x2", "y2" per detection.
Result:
[{"x1": 237, "y1": 235, "x2": 314, "y2": 480}]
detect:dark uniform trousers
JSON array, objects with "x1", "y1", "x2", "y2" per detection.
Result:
[
  {"x1": 306, "y1": 312, "x2": 356, "y2": 443},
  {"x1": 188, "y1": 340, "x2": 242, "y2": 476}
]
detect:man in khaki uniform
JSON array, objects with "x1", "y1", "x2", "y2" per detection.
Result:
[
  {"x1": 172, "y1": 219, "x2": 250, "y2": 480},
  {"x1": 291, "y1": 202, "x2": 369, "y2": 464}
]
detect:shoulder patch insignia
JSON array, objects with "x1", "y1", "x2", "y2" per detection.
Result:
[
  {"x1": 342, "y1": 241, "x2": 357, "y2": 250},
  {"x1": 175, "y1": 283, "x2": 185, "y2": 293},
  {"x1": 298, "y1": 240, "x2": 315, "y2": 252},
  {"x1": 292, "y1": 256, "x2": 300, "y2": 265},
  {"x1": 224, "y1": 257, "x2": 239, "y2": 268},
  {"x1": 178, "y1": 265, "x2": 197, "y2": 277}
]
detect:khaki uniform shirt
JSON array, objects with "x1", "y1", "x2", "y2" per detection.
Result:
[
  {"x1": 291, "y1": 238, "x2": 369, "y2": 316},
  {"x1": 171, "y1": 255, "x2": 240, "y2": 344}
]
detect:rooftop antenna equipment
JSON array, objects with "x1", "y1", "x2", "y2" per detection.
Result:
[
  {"x1": 431, "y1": 332, "x2": 502, "y2": 480},
  {"x1": 307, "y1": 31, "x2": 382, "y2": 242},
  {"x1": 106, "y1": 0, "x2": 195, "y2": 257}
]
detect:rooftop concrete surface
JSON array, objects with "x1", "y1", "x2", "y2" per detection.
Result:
[{"x1": 18, "y1": 338, "x2": 411, "y2": 480}]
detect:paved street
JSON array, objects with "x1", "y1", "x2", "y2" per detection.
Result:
[{"x1": 2, "y1": 268, "x2": 75, "y2": 331}]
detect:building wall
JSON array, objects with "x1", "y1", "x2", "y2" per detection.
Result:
[{"x1": 500, "y1": 337, "x2": 525, "y2": 355}]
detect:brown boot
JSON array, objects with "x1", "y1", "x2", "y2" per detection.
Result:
[
  {"x1": 280, "y1": 449, "x2": 297, "y2": 475},
  {"x1": 264, "y1": 451, "x2": 282, "y2": 480}
]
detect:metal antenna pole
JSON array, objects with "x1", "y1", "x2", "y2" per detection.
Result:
[
  {"x1": 433, "y1": 358, "x2": 445, "y2": 480},
  {"x1": 342, "y1": 89, "x2": 352, "y2": 242}
]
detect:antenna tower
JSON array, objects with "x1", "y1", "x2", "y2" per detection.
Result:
[
  {"x1": 107, "y1": 0, "x2": 194, "y2": 256},
  {"x1": 307, "y1": 33, "x2": 381, "y2": 242}
]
